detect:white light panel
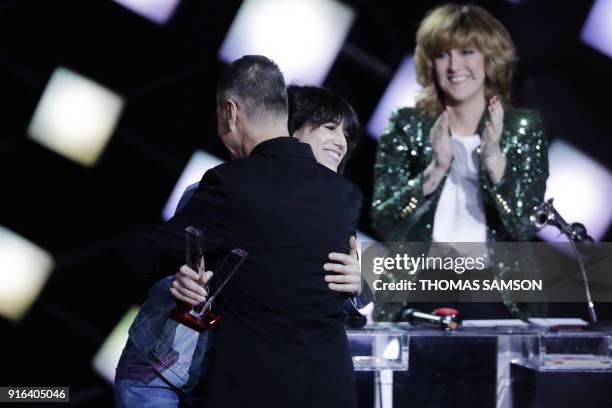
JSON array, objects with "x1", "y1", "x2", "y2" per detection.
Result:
[
  {"x1": 0, "y1": 226, "x2": 54, "y2": 321},
  {"x1": 92, "y1": 306, "x2": 140, "y2": 383},
  {"x1": 538, "y1": 140, "x2": 612, "y2": 242},
  {"x1": 581, "y1": 0, "x2": 612, "y2": 58},
  {"x1": 367, "y1": 56, "x2": 421, "y2": 138},
  {"x1": 162, "y1": 150, "x2": 224, "y2": 220},
  {"x1": 28, "y1": 67, "x2": 125, "y2": 167},
  {"x1": 219, "y1": 0, "x2": 355, "y2": 85},
  {"x1": 112, "y1": 0, "x2": 182, "y2": 25}
]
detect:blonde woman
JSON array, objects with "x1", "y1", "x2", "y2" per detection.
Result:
[{"x1": 371, "y1": 4, "x2": 548, "y2": 320}]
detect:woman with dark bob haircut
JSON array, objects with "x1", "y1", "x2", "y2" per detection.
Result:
[
  {"x1": 288, "y1": 85, "x2": 360, "y2": 174},
  {"x1": 372, "y1": 4, "x2": 549, "y2": 320}
]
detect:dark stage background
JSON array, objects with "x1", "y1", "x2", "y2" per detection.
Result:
[{"x1": 1, "y1": 1, "x2": 611, "y2": 406}]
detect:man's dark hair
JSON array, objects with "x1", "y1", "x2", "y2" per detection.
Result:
[
  {"x1": 287, "y1": 85, "x2": 360, "y2": 173},
  {"x1": 217, "y1": 55, "x2": 288, "y2": 123}
]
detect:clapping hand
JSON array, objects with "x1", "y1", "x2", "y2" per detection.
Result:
[
  {"x1": 480, "y1": 96, "x2": 507, "y2": 183},
  {"x1": 430, "y1": 106, "x2": 453, "y2": 172},
  {"x1": 480, "y1": 95, "x2": 504, "y2": 161}
]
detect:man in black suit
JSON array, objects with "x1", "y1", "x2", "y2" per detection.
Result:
[{"x1": 125, "y1": 55, "x2": 362, "y2": 407}]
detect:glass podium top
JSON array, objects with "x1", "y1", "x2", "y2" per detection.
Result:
[{"x1": 346, "y1": 322, "x2": 612, "y2": 372}]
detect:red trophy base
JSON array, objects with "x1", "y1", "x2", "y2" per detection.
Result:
[{"x1": 169, "y1": 303, "x2": 221, "y2": 333}]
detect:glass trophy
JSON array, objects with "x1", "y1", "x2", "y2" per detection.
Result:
[{"x1": 170, "y1": 226, "x2": 248, "y2": 332}]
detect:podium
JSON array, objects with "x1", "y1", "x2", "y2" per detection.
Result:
[
  {"x1": 511, "y1": 329, "x2": 612, "y2": 407},
  {"x1": 512, "y1": 330, "x2": 612, "y2": 371},
  {"x1": 347, "y1": 323, "x2": 612, "y2": 408},
  {"x1": 347, "y1": 324, "x2": 408, "y2": 408}
]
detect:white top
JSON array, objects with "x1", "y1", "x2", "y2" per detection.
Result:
[{"x1": 432, "y1": 133, "x2": 487, "y2": 243}]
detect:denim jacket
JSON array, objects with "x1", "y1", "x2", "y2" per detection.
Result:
[{"x1": 124, "y1": 183, "x2": 207, "y2": 393}]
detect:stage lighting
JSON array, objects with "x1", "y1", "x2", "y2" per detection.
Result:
[
  {"x1": 0, "y1": 226, "x2": 54, "y2": 321},
  {"x1": 162, "y1": 150, "x2": 224, "y2": 220},
  {"x1": 367, "y1": 56, "x2": 421, "y2": 139},
  {"x1": 27, "y1": 67, "x2": 125, "y2": 167},
  {"x1": 538, "y1": 140, "x2": 612, "y2": 242},
  {"x1": 92, "y1": 307, "x2": 139, "y2": 383},
  {"x1": 219, "y1": 0, "x2": 355, "y2": 85},
  {"x1": 581, "y1": 0, "x2": 612, "y2": 58},
  {"x1": 112, "y1": 0, "x2": 182, "y2": 25}
]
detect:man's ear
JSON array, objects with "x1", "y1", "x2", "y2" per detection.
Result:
[
  {"x1": 217, "y1": 100, "x2": 236, "y2": 134},
  {"x1": 226, "y1": 99, "x2": 239, "y2": 131}
]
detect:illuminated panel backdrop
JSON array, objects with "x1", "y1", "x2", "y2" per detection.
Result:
[
  {"x1": 112, "y1": 0, "x2": 182, "y2": 25},
  {"x1": 538, "y1": 140, "x2": 612, "y2": 242},
  {"x1": 0, "y1": 226, "x2": 54, "y2": 321},
  {"x1": 92, "y1": 307, "x2": 140, "y2": 383},
  {"x1": 162, "y1": 150, "x2": 224, "y2": 221},
  {"x1": 581, "y1": 0, "x2": 612, "y2": 58},
  {"x1": 27, "y1": 67, "x2": 125, "y2": 167},
  {"x1": 367, "y1": 56, "x2": 421, "y2": 138},
  {"x1": 219, "y1": 0, "x2": 355, "y2": 85}
]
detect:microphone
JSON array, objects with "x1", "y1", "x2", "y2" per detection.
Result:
[
  {"x1": 530, "y1": 198, "x2": 598, "y2": 323},
  {"x1": 399, "y1": 308, "x2": 458, "y2": 330},
  {"x1": 530, "y1": 198, "x2": 594, "y2": 242}
]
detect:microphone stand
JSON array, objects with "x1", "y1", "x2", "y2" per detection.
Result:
[{"x1": 531, "y1": 198, "x2": 597, "y2": 323}]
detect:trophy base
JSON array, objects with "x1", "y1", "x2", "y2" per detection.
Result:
[{"x1": 169, "y1": 304, "x2": 221, "y2": 333}]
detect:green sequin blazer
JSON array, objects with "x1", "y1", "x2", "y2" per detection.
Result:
[
  {"x1": 370, "y1": 107, "x2": 549, "y2": 320},
  {"x1": 371, "y1": 106, "x2": 549, "y2": 243}
]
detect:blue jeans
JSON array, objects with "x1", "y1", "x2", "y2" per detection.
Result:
[
  {"x1": 114, "y1": 342, "x2": 196, "y2": 408},
  {"x1": 115, "y1": 376, "x2": 181, "y2": 408}
]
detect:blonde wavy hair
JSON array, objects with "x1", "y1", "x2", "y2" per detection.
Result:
[{"x1": 414, "y1": 4, "x2": 517, "y2": 117}]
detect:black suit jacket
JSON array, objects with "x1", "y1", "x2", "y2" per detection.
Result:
[{"x1": 126, "y1": 137, "x2": 362, "y2": 407}]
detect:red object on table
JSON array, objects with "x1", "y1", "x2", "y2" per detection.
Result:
[{"x1": 432, "y1": 308, "x2": 459, "y2": 316}]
